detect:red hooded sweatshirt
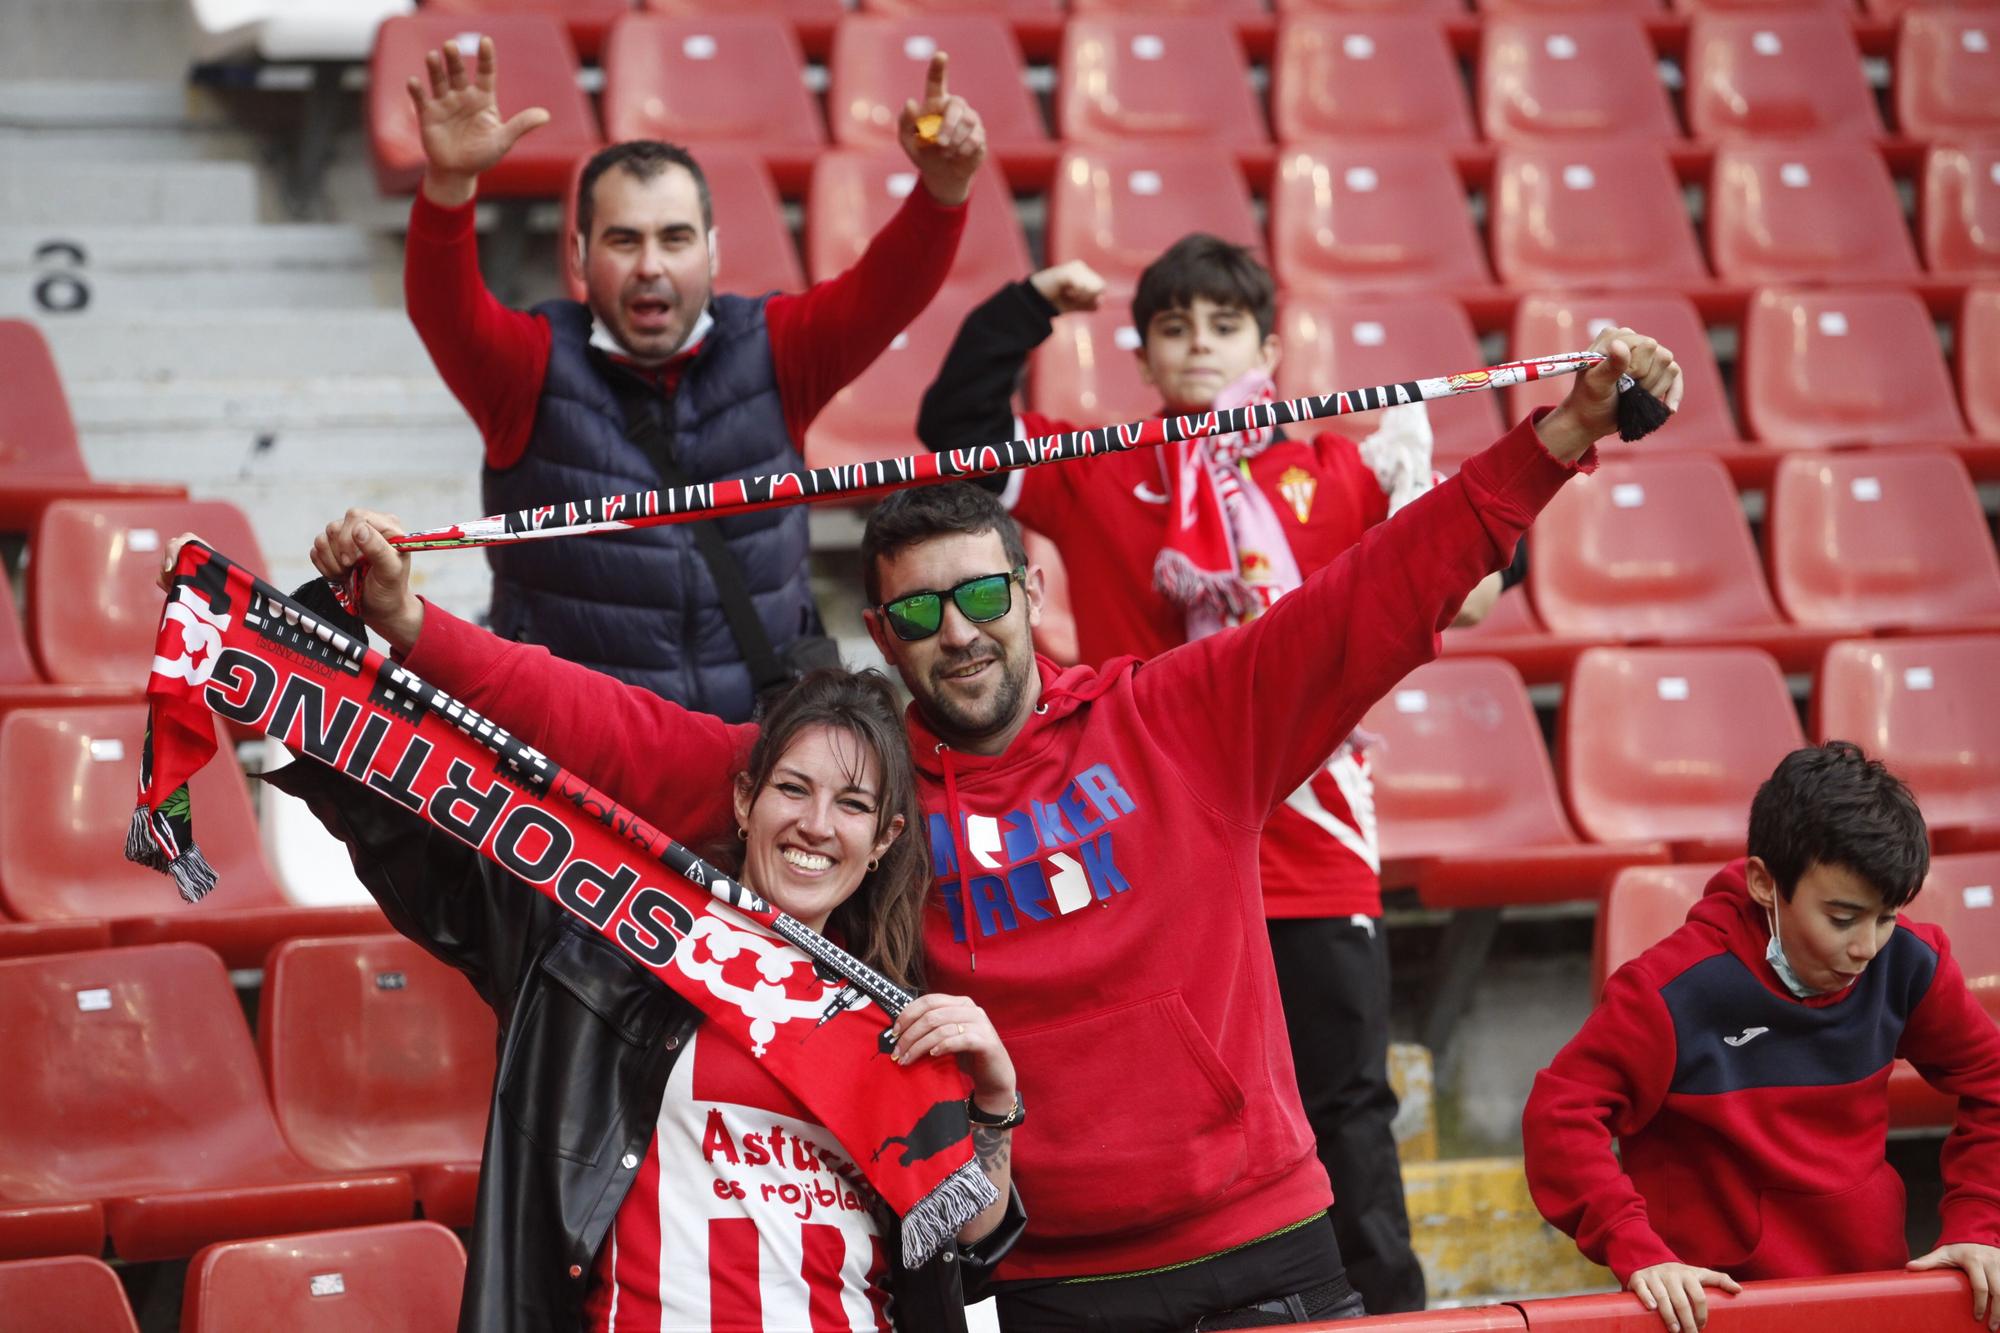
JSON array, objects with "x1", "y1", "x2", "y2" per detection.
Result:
[
  {"x1": 398, "y1": 413, "x2": 1582, "y2": 1280},
  {"x1": 1524, "y1": 860, "x2": 2000, "y2": 1284}
]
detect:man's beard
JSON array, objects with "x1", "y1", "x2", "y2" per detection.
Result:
[{"x1": 919, "y1": 643, "x2": 1029, "y2": 743}]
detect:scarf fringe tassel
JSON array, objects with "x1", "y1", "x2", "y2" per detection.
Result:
[
  {"x1": 127, "y1": 806, "x2": 218, "y2": 904},
  {"x1": 1153, "y1": 549, "x2": 1258, "y2": 620},
  {"x1": 899, "y1": 1157, "x2": 999, "y2": 1269}
]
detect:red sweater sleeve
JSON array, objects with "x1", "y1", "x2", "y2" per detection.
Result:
[
  {"x1": 1523, "y1": 964, "x2": 1683, "y2": 1281},
  {"x1": 1131, "y1": 411, "x2": 1588, "y2": 827},
  {"x1": 400, "y1": 601, "x2": 754, "y2": 844},
  {"x1": 763, "y1": 187, "x2": 968, "y2": 445},
  {"x1": 1900, "y1": 928, "x2": 2000, "y2": 1248},
  {"x1": 403, "y1": 194, "x2": 552, "y2": 470}
]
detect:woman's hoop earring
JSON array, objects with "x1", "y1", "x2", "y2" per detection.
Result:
[
  {"x1": 736, "y1": 827, "x2": 748, "y2": 842},
  {"x1": 866, "y1": 857, "x2": 880, "y2": 872}
]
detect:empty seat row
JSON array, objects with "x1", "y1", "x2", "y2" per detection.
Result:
[{"x1": 365, "y1": 9, "x2": 2000, "y2": 196}]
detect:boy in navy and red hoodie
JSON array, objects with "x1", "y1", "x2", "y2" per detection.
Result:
[{"x1": 1525, "y1": 742, "x2": 2000, "y2": 1333}]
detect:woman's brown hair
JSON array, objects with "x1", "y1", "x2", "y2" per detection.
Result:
[{"x1": 726, "y1": 668, "x2": 928, "y2": 990}]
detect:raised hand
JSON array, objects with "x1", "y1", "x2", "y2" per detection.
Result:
[
  {"x1": 309, "y1": 509, "x2": 426, "y2": 657},
  {"x1": 407, "y1": 35, "x2": 551, "y2": 207},
  {"x1": 889, "y1": 992, "x2": 1016, "y2": 1116},
  {"x1": 897, "y1": 52, "x2": 987, "y2": 208},
  {"x1": 1535, "y1": 324, "x2": 1684, "y2": 464},
  {"x1": 1029, "y1": 260, "x2": 1107, "y2": 315}
]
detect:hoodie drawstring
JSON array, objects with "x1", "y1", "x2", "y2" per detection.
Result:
[{"x1": 937, "y1": 744, "x2": 976, "y2": 973}]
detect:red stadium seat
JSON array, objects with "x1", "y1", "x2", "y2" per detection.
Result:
[
  {"x1": 1045, "y1": 143, "x2": 1261, "y2": 287},
  {"x1": 640, "y1": 0, "x2": 843, "y2": 61},
  {"x1": 600, "y1": 14, "x2": 822, "y2": 195},
  {"x1": 558, "y1": 149, "x2": 802, "y2": 304},
  {"x1": 1067, "y1": 0, "x2": 1275, "y2": 58},
  {"x1": 1509, "y1": 291, "x2": 1742, "y2": 451},
  {"x1": 857, "y1": 0, "x2": 1065, "y2": 63},
  {"x1": 1477, "y1": 14, "x2": 1681, "y2": 145},
  {"x1": 1269, "y1": 146, "x2": 1496, "y2": 300},
  {"x1": 0, "y1": 1255, "x2": 139, "y2": 1333},
  {"x1": 261, "y1": 937, "x2": 497, "y2": 1230},
  {"x1": 1270, "y1": 14, "x2": 1477, "y2": 148},
  {"x1": 184, "y1": 1222, "x2": 465, "y2": 1333},
  {"x1": 803, "y1": 294, "x2": 975, "y2": 469},
  {"x1": 1520, "y1": 1270, "x2": 1987, "y2": 1330},
  {"x1": 1561, "y1": 646, "x2": 1806, "y2": 858},
  {"x1": 1055, "y1": 15, "x2": 1270, "y2": 172},
  {"x1": 1481, "y1": 0, "x2": 1661, "y2": 12},
  {"x1": 1593, "y1": 863, "x2": 1717, "y2": 999},
  {"x1": 1439, "y1": 584, "x2": 1589, "y2": 687},
  {"x1": 0, "y1": 1201, "x2": 104, "y2": 1265},
  {"x1": 1739, "y1": 287, "x2": 1968, "y2": 450},
  {"x1": 368, "y1": 16, "x2": 602, "y2": 197},
  {"x1": 825, "y1": 15, "x2": 1052, "y2": 188},
  {"x1": 1686, "y1": 11, "x2": 1881, "y2": 142},
  {"x1": 1891, "y1": 850, "x2": 2000, "y2": 1125},
  {"x1": 1275, "y1": 292, "x2": 1507, "y2": 471},
  {"x1": 1362, "y1": 658, "x2": 1668, "y2": 909},
  {"x1": 1490, "y1": 143, "x2": 1710, "y2": 294},
  {"x1": 1029, "y1": 291, "x2": 1157, "y2": 426},
  {"x1": 421, "y1": 0, "x2": 628, "y2": 60},
  {"x1": 804, "y1": 152, "x2": 1028, "y2": 297},
  {"x1": 1816, "y1": 636, "x2": 2000, "y2": 853},
  {"x1": 1964, "y1": 285, "x2": 2000, "y2": 442},
  {"x1": 1768, "y1": 449, "x2": 2000, "y2": 634},
  {"x1": 1275, "y1": 0, "x2": 1468, "y2": 14},
  {"x1": 1331, "y1": 1307, "x2": 1527, "y2": 1331},
  {"x1": 1708, "y1": 140, "x2": 1920, "y2": 286},
  {"x1": 0, "y1": 705, "x2": 386, "y2": 969},
  {"x1": 1528, "y1": 454, "x2": 1830, "y2": 668},
  {"x1": 1896, "y1": 9, "x2": 2000, "y2": 143},
  {"x1": 0, "y1": 320, "x2": 184, "y2": 531},
  {"x1": 1921, "y1": 144, "x2": 2000, "y2": 280},
  {"x1": 0, "y1": 944, "x2": 412, "y2": 1262},
  {"x1": 0, "y1": 917, "x2": 112, "y2": 961}
]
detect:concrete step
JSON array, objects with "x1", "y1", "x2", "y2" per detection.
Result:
[
  {"x1": 67, "y1": 378, "x2": 464, "y2": 434},
  {"x1": 0, "y1": 160, "x2": 259, "y2": 226},
  {"x1": 1404, "y1": 1156, "x2": 1616, "y2": 1303},
  {"x1": 2, "y1": 2, "x2": 198, "y2": 82},
  {"x1": 0, "y1": 225, "x2": 398, "y2": 315},
  {"x1": 43, "y1": 309, "x2": 431, "y2": 381},
  {"x1": 0, "y1": 81, "x2": 236, "y2": 132}
]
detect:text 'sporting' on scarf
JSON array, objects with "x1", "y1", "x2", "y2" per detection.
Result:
[{"x1": 129, "y1": 542, "x2": 995, "y2": 1264}]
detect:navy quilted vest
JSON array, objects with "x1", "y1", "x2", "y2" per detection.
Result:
[{"x1": 483, "y1": 295, "x2": 819, "y2": 723}]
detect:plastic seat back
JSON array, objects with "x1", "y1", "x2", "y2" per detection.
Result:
[
  {"x1": 1909, "y1": 852, "x2": 2000, "y2": 1018},
  {"x1": 1030, "y1": 293, "x2": 1158, "y2": 426},
  {"x1": 600, "y1": 14, "x2": 822, "y2": 165},
  {"x1": 1562, "y1": 645, "x2": 1805, "y2": 849},
  {"x1": 1478, "y1": 14, "x2": 1681, "y2": 144},
  {"x1": 1595, "y1": 863, "x2": 1715, "y2": 998},
  {"x1": 1529, "y1": 454, "x2": 1781, "y2": 639},
  {"x1": 0, "y1": 1255, "x2": 140, "y2": 1333},
  {"x1": 0, "y1": 943, "x2": 321, "y2": 1201},
  {"x1": 1055, "y1": 15, "x2": 1268, "y2": 153},
  {"x1": 1491, "y1": 143, "x2": 1709, "y2": 293},
  {"x1": 421, "y1": 0, "x2": 629, "y2": 59},
  {"x1": 0, "y1": 320, "x2": 90, "y2": 488},
  {"x1": 1768, "y1": 449, "x2": 2000, "y2": 633},
  {"x1": 805, "y1": 152, "x2": 1027, "y2": 296},
  {"x1": 1276, "y1": 292, "x2": 1505, "y2": 468},
  {"x1": 1922, "y1": 144, "x2": 2000, "y2": 280},
  {"x1": 1687, "y1": 11, "x2": 1880, "y2": 141},
  {"x1": 0, "y1": 575, "x2": 43, "y2": 689},
  {"x1": 827, "y1": 15, "x2": 1046, "y2": 163},
  {"x1": 1816, "y1": 636, "x2": 2000, "y2": 839},
  {"x1": 803, "y1": 295, "x2": 974, "y2": 469},
  {"x1": 261, "y1": 936, "x2": 496, "y2": 1175},
  {"x1": 1510, "y1": 291, "x2": 1738, "y2": 445},
  {"x1": 29, "y1": 497, "x2": 263, "y2": 687},
  {"x1": 1270, "y1": 146, "x2": 1494, "y2": 297},
  {"x1": 559, "y1": 149, "x2": 802, "y2": 303},
  {"x1": 1361, "y1": 658, "x2": 1584, "y2": 864},
  {"x1": 1271, "y1": 14, "x2": 1476, "y2": 146},
  {"x1": 857, "y1": 0, "x2": 1066, "y2": 63},
  {"x1": 1896, "y1": 9, "x2": 2000, "y2": 143},
  {"x1": 642, "y1": 0, "x2": 844, "y2": 59},
  {"x1": 184, "y1": 1222, "x2": 466, "y2": 1333},
  {"x1": 0, "y1": 705, "x2": 289, "y2": 922},
  {"x1": 1709, "y1": 140, "x2": 1919, "y2": 286},
  {"x1": 1046, "y1": 143, "x2": 1261, "y2": 286},
  {"x1": 1964, "y1": 285, "x2": 2000, "y2": 441},
  {"x1": 368, "y1": 16, "x2": 602, "y2": 197},
  {"x1": 1741, "y1": 288, "x2": 1968, "y2": 449}
]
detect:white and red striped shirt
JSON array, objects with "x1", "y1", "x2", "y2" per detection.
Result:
[{"x1": 583, "y1": 1029, "x2": 892, "y2": 1333}]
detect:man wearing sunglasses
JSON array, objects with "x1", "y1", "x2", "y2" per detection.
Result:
[{"x1": 308, "y1": 325, "x2": 1681, "y2": 1329}]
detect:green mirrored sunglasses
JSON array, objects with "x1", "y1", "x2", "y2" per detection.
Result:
[{"x1": 879, "y1": 567, "x2": 1027, "y2": 642}]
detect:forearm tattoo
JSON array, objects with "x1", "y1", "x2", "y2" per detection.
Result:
[{"x1": 973, "y1": 1124, "x2": 1011, "y2": 1175}]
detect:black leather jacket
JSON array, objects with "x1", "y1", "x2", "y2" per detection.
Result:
[{"x1": 264, "y1": 759, "x2": 1021, "y2": 1333}]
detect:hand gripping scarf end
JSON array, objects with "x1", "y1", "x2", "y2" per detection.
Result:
[{"x1": 128, "y1": 542, "x2": 995, "y2": 1266}]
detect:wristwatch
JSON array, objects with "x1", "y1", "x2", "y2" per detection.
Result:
[{"x1": 966, "y1": 1091, "x2": 1026, "y2": 1132}]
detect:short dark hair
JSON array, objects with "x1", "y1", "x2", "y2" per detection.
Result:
[
  {"x1": 1131, "y1": 233, "x2": 1277, "y2": 344},
  {"x1": 577, "y1": 141, "x2": 711, "y2": 242},
  {"x1": 1747, "y1": 741, "x2": 1930, "y2": 908},
  {"x1": 860, "y1": 483, "x2": 1028, "y2": 606}
]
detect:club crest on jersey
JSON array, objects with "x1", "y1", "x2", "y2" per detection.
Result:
[
  {"x1": 678, "y1": 916, "x2": 842, "y2": 1057},
  {"x1": 1278, "y1": 466, "x2": 1317, "y2": 525}
]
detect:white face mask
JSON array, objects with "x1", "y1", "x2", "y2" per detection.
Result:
[{"x1": 1765, "y1": 904, "x2": 1820, "y2": 999}]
